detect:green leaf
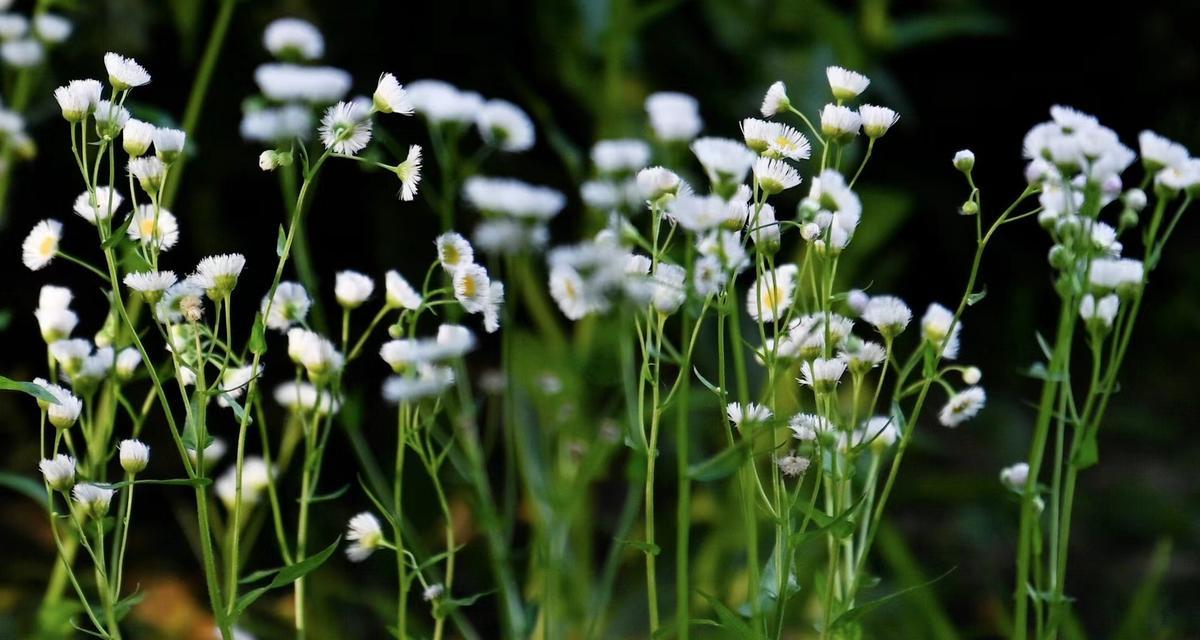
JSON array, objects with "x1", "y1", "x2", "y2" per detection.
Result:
[
  {"x1": 696, "y1": 592, "x2": 756, "y2": 640},
  {"x1": 235, "y1": 536, "x2": 341, "y2": 615},
  {"x1": 218, "y1": 392, "x2": 253, "y2": 426},
  {"x1": 1070, "y1": 430, "x2": 1099, "y2": 469},
  {"x1": 248, "y1": 313, "x2": 267, "y2": 356},
  {"x1": 112, "y1": 589, "x2": 145, "y2": 621},
  {"x1": 792, "y1": 493, "x2": 867, "y2": 541},
  {"x1": 829, "y1": 567, "x2": 955, "y2": 629},
  {"x1": 276, "y1": 225, "x2": 287, "y2": 257},
  {"x1": 0, "y1": 471, "x2": 50, "y2": 510},
  {"x1": 0, "y1": 374, "x2": 58, "y2": 404},
  {"x1": 103, "y1": 212, "x2": 137, "y2": 249},
  {"x1": 966, "y1": 287, "x2": 987, "y2": 306},
  {"x1": 692, "y1": 366, "x2": 723, "y2": 398},
  {"x1": 181, "y1": 391, "x2": 212, "y2": 452},
  {"x1": 617, "y1": 538, "x2": 661, "y2": 556},
  {"x1": 107, "y1": 477, "x2": 211, "y2": 489},
  {"x1": 299, "y1": 483, "x2": 350, "y2": 505},
  {"x1": 357, "y1": 476, "x2": 397, "y2": 527},
  {"x1": 1021, "y1": 362, "x2": 1065, "y2": 382},
  {"x1": 1035, "y1": 331, "x2": 1054, "y2": 361},
  {"x1": 239, "y1": 566, "x2": 281, "y2": 585},
  {"x1": 432, "y1": 589, "x2": 496, "y2": 618},
  {"x1": 687, "y1": 441, "x2": 749, "y2": 482}
]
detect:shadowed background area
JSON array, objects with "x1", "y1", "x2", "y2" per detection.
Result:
[{"x1": 1, "y1": 0, "x2": 1197, "y2": 637}]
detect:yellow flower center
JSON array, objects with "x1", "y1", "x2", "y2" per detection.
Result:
[{"x1": 39, "y1": 236, "x2": 56, "y2": 256}]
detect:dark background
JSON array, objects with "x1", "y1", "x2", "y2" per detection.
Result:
[{"x1": 2, "y1": 0, "x2": 1198, "y2": 637}]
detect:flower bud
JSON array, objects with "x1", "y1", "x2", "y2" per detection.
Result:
[
  {"x1": 953, "y1": 149, "x2": 975, "y2": 173},
  {"x1": 119, "y1": 439, "x2": 150, "y2": 474},
  {"x1": 959, "y1": 200, "x2": 979, "y2": 216}
]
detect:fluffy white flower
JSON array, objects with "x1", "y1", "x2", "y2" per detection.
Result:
[
  {"x1": 373, "y1": 73, "x2": 413, "y2": 114},
  {"x1": 385, "y1": 271, "x2": 422, "y2": 310},
  {"x1": 477, "y1": 99, "x2": 535, "y2": 152},
  {"x1": 760, "y1": 81, "x2": 790, "y2": 117},
  {"x1": 858, "y1": 104, "x2": 899, "y2": 138},
  {"x1": 119, "y1": 439, "x2": 150, "y2": 474},
  {"x1": 861, "y1": 295, "x2": 911, "y2": 338},
  {"x1": 405, "y1": 79, "x2": 482, "y2": 124},
  {"x1": 192, "y1": 253, "x2": 246, "y2": 298},
  {"x1": 753, "y1": 157, "x2": 801, "y2": 194},
  {"x1": 777, "y1": 454, "x2": 810, "y2": 477},
  {"x1": 637, "y1": 166, "x2": 681, "y2": 200},
  {"x1": 122, "y1": 119, "x2": 155, "y2": 156},
  {"x1": 335, "y1": 271, "x2": 375, "y2": 309},
  {"x1": 452, "y1": 264, "x2": 493, "y2": 314},
  {"x1": 651, "y1": 263, "x2": 687, "y2": 314},
  {"x1": 691, "y1": 137, "x2": 756, "y2": 185},
  {"x1": 52, "y1": 79, "x2": 102, "y2": 122},
  {"x1": 264, "y1": 18, "x2": 324, "y2": 60},
  {"x1": 1088, "y1": 258, "x2": 1143, "y2": 292},
  {"x1": 921, "y1": 303, "x2": 961, "y2": 359},
  {"x1": 254, "y1": 63, "x2": 351, "y2": 103},
  {"x1": 381, "y1": 365, "x2": 456, "y2": 403},
  {"x1": 591, "y1": 139, "x2": 651, "y2": 174},
  {"x1": 35, "y1": 304, "x2": 77, "y2": 344},
  {"x1": 39, "y1": 454, "x2": 75, "y2": 491},
  {"x1": 273, "y1": 382, "x2": 340, "y2": 415},
  {"x1": 263, "y1": 281, "x2": 311, "y2": 331},
  {"x1": 462, "y1": 177, "x2": 565, "y2": 220},
  {"x1": 549, "y1": 265, "x2": 592, "y2": 320},
  {"x1": 287, "y1": 328, "x2": 343, "y2": 380},
  {"x1": 124, "y1": 270, "x2": 177, "y2": 302},
  {"x1": 116, "y1": 347, "x2": 142, "y2": 379},
  {"x1": 1000, "y1": 462, "x2": 1030, "y2": 490},
  {"x1": 216, "y1": 364, "x2": 260, "y2": 407},
  {"x1": 0, "y1": 13, "x2": 27, "y2": 39},
  {"x1": 1, "y1": 39, "x2": 42, "y2": 67},
  {"x1": 645, "y1": 92, "x2": 702, "y2": 142},
  {"x1": 820, "y1": 104, "x2": 861, "y2": 140},
  {"x1": 858, "y1": 416, "x2": 899, "y2": 451},
  {"x1": 799, "y1": 357, "x2": 847, "y2": 392},
  {"x1": 128, "y1": 156, "x2": 166, "y2": 193},
  {"x1": 153, "y1": 127, "x2": 187, "y2": 162},
  {"x1": 73, "y1": 484, "x2": 114, "y2": 519},
  {"x1": 726, "y1": 402, "x2": 772, "y2": 429},
  {"x1": 1079, "y1": 293, "x2": 1120, "y2": 329},
  {"x1": 34, "y1": 13, "x2": 72, "y2": 43},
  {"x1": 826, "y1": 65, "x2": 870, "y2": 100},
  {"x1": 436, "y1": 232, "x2": 475, "y2": 271},
  {"x1": 104, "y1": 52, "x2": 151, "y2": 89},
  {"x1": 240, "y1": 104, "x2": 314, "y2": 142},
  {"x1": 423, "y1": 584, "x2": 445, "y2": 601},
  {"x1": 187, "y1": 438, "x2": 227, "y2": 468},
  {"x1": 437, "y1": 324, "x2": 476, "y2": 357},
  {"x1": 155, "y1": 281, "x2": 205, "y2": 324},
  {"x1": 746, "y1": 264, "x2": 798, "y2": 322},
  {"x1": 345, "y1": 512, "x2": 384, "y2": 561},
  {"x1": 319, "y1": 101, "x2": 372, "y2": 155},
  {"x1": 1138, "y1": 130, "x2": 1189, "y2": 171},
  {"x1": 127, "y1": 205, "x2": 179, "y2": 250},
  {"x1": 22, "y1": 219, "x2": 61, "y2": 270},
  {"x1": 393, "y1": 144, "x2": 423, "y2": 201},
  {"x1": 789, "y1": 413, "x2": 832, "y2": 442},
  {"x1": 938, "y1": 386, "x2": 986, "y2": 427}
]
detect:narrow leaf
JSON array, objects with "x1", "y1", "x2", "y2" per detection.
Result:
[{"x1": 0, "y1": 374, "x2": 57, "y2": 404}]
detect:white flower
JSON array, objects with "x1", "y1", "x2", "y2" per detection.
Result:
[
  {"x1": 645, "y1": 92, "x2": 702, "y2": 142},
  {"x1": 217, "y1": 364, "x2": 260, "y2": 406},
  {"x1": 73, "y1": 484, "x2": 114, "y2": 519},
  {"x1": 437, "y1": 324, "x2": 476, "y2": 357},
  {"x1": 39, "y1": 455, "x2": 76, "y2": 491},
  {"x1": 371, "y1": 72, "x2": 413, "y2": 114},
  {"x1": 591, "y1": 139, "x2": 651, "y2": 175},
  {"x1": 423, "y1": 584, "x2": 445, "y2": 601},
  {"x1": 153, "y1": 127, "x2": 187, "y2": 162},
  {"x1": 858, "y1": 416, "x2": 899, "y2": 451},
  {"x1": 753, "y1": 157, "x2": 801, "y2": 194},
  {"x1": 116, "y1": 347, "x2": 141, "y2": 379},
  {"x1": 921, "y1": 303, "x2": 961, "y2": 359},
  {"x1": 385, "y1": 271, "x2": 422, "y2": 310},
  {"x1": 938, "y1": 386, "x2": 986, "y2": 427},
  {"x1": 549, "y1": 265, "x2": 591, "y2": 320},
  {"x1": 691, "y1": 137, "x2": 756, "y2": 185},
  {"x1": 392, "y1": 144, "x2": 423, "y2": 201},
  {"x1": 128, "y1": 156, "x2": 167, "y2": 194},
  {"x1": 382, "y1": 365, "x2": 456, "y2": 403},
  {"x1": 126, "y1": 205, "x2": 179, "y2": 251},
  {"x1": 861, "y1": 295, "x2": 911, "y2": 339},
  {"x1": 155, "y1": 281, "x2": 205, "y2": 323},
  {"x1": 254, "y1": 63, "x2": 351, "y2": 103},
  {"x1": 743, "y1": 119, "x2": 811, "y2": 161},
  {"x1": 119, "y1": 439, "x2": 150, "y2": 474},
  {"x1": 474, "y1": 218, "x2": 547, "y2": 256},
  {"x1": 73, "y1": 187, "x2": 124, "y2": 226},
  {"x1": 273, "y1": 382, "x2": 340, "y2": 415},
  {"x1": 1079, "y1": 293, "x2": 1120, "y2": 329},
  {"x1": 346, "y1": 512, "x2": 384, "y2": 561},
  {"x1": 192, "y1": 253, "x2": 246, "y2": 299},
  {"x1": 693, "y1": 256, "x2": 724, "y2": 297},
  {"x1": 666, "y1": 194, "x2": 733, "y2": 232},
  {"x1": 746, "y1": 264, "x2": 798, "y2": 322},
  {"x1": 462, "y1": 177, "x2": 565, "y2": 220},
  {"x1": 34, "y1": 13, "x2": 72, "y2": 43},
  {"x1": 820, "y1": 104, "x2": 861, "y2": 140},
  {"x1": 637, "y1": 166, "x2": 681, "y2": 200},
  {"x1": 436, "y1": 232, "x2": 475, "y2": 271},
  {"x1": 748, "y1": 203, "x2": 780, "y2": 250},
  {"x1": 93, "y1": 99, "x2": 130, "y2": 138},
  {"x1": 124, "y1": 270, "x2": 177, "y2": 302},
  {"x1": 22, "y1": 219, "x2": 61, "y2": 270},
  {"x1": 760, "y1": 81, "x2": 790, "y2": 116},
  {"x1": 187, "y1": 438, "x2": 227, "y2": 468},
  {"x1": 453, "y1": 264, "x2": 492, "y2": 313},
  {"x1": 104, "y1": 52, "x2": 151, "y2": 90},
  {"x1": 789, "y1": 413, "x2": 832, "y2": 442},
  {"x1": 287, "y1": 328, "x2": 343, "y2": 380},
  {"x1": 48, "y1": 340, "x2": 89, "y2": 374},
  {"x1": 953, "y1": 149, "x2": 975, "y2": 172},
  {"x1": 33, "y1": 378, "x2": 81, "y2": 429},
  {"x1": 380, "y1": 338, "x2": 445, "y2": 371},
  {"x1": 842, "y1": 341, "x2": 886, "y2": 374},
  {"x1": 53, "y1": 79, "x2": 102, "y2": 122},
  {"x1": 0, "y1": 13, "x2": 27, "y2": 39},
  {"x1": 335, "y1": 271, "x2": 375, "y2": 309},
  {"x1": 1, "y1": 39, "x2": 42, "y2": 68},
  {"x1": 216, "y1": 457, "x2": 272, "y2": 509},
  {"x1": 651, "y1": 263, "x2": 687, "y2": 314},
  {"x1": 241, "y1": 105, "x2": 314, "y2": 142},
  {"x1": 319, "y1": 101, "x2": 372, "y2": 155},
  {"x1": 726, "y1": 402, "x2": 773, "y2": 429},
  {"x1": 1138, "y1": 130, "x2": 1189, "y2": 171},
  {"x1": 261, "y1": 282, "x2": 311, "y2": 331},
  {"x1": 1000, "y1": 462, "x2": 1030, "y2": 491},
  {"x1": 826, "y1": 65, "x2": 870, "y2": 100},
  {"x1": 405, "y1": 79, "x2": 482, "y2": 124},
  {"x1": 477, "y1": 99, "x2": 535, "y2": 152},
  {"x1": 799, "y1": 357, "x2": 847, "y2": 393},
  {"x1": 264, "y1": 18, "x2": 324, "y2": 60},
  {"x1": 858, "y1": 104, "x2": 899, "y2": 138},
  {"x1": 35, "y1": 286, "x2": 77, "y2": 342},
  {"x1": 1088, "y1": 258, "x2": 1143, "y2": 293},
  {"x1": 1155, "y1": 158, "x2": 1200, "y2": 192},
  {"x1": 777, "y1": 454, "x2": 810, "y2": 477}
]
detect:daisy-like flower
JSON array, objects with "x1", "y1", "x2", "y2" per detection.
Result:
[
  {"x1": 549, "y1": 265, "x2": 591, "y2": 320},
  {"x1": 999, "y1": 462, "x2": 1030, "y2": 491},
  {"x1": 753, "y1": 157, "x2": 801, "y2": 194},
  {"x1": 2, "y1": 39, "x2": 44, "y2": 68},
  {"x1": 119, "y1": 439, "x2": 150, "y2": 474},
  {"x1": 333, "y1": 270, "x2": 374, "y2": 309},
  {"x1": 592, "y1": 139, "x2": 651, "y2": 175},
  {"x1": 437, "y1": 324, "x2": 477, "y2": 357},
  {"x1": 477, "y1": 99, "x2": 535, "y2": 152},
  {"x1": 52, "y1": 79, "x2": 102, "y2": 122},
  {"x1": 373, "y1": 73, "x2": 413, "y2": 114},
  {"x1": 124, "y1": 270, "x2": 177, "y2": 303},
  {"x1": 345, "y1": 512, "x2": 384, "y2": 561},
  {"x1": 789, "y1": 413, "x2": 832, "y2": 442},
  {"x1": 637, "y1": 166, "x2": 682, "y2": 200},
  {"x1": 48, "y1": 340, "x2": 89, "y2": 374},
  {"x1": 692, "y1": 256, "x2": 724, "y2": 297},
  {"x1": 287, "y1": 328, "x2": 343, "y2": 381},
  {"x1": 760, "y1": 80, "x2": 790, "y2": 117},
  {"x1": 115, "y1": 347, "x2": 141, "y2": 380},
  {"x1": 857, "y1": 416, "x2": 899, "y2": 453},
  {"x1": 187, "y1": 438, "x2": 227, "y2": 469},
  {"x1": 93, "y1": 99, "x2": 130, "y2": 138},
  {"x1": 799, "y1": 357, "x2": 847, "y2": 394},
  {"x1": 1155, "y1": 158, "x2": 1200, "y2": 192},
  {"x1": 241, "y1": 104, "x2": 313, "y2": 143},
  {"x1": 651, "y1": 263, "x2": 687, "y2": 314},
  {"x1": 765, "y1": 123, "x2": 811, "y2": 161},
  {"x1": 35, "y1": 285, "x2": 77, "y2": 343},
  {"x1": 861, "y1": 295, "x2": 911, "y2": 339},
  {"x1": 921, "y1": 303, "x2": 961, "y2": 360},
  {"x1": 216, "y1": 364, "x2": 260, "y2": 407},
  {"x1": 319, "y1": 101, "x2": 372, "y2": 155},
  {"x1": 264, "y1": 18, "x2": 324, "y2": 61},
  {"x1": 1138, "y1": 130, "x2": 1189, "y2": 172},
  {"x1": 842, "y1": 341, "x2": 887, "y2": 374},
  {"x1": 746, "y1": 264, "x2": 798, "y2": 322},
  {"x1": 127, "y1": 205, "x2": 179, "y2": 250},
  {"x1": 254, "y1": 64, "x2": 352, "y2": 103},
  {"x1": 820, "y1": 104, "x2": 861, "y2": 141},
  {"x1": 381, "y1": 365, "x2": 456, "y2": 403},
  {"x1": 462, "y1": 177, "x2": 566, "y2": 220},
  {"x1": 1088, "y1": 258, "x2": 1144, "y2": 294},
  {"x1": 777, "y1": 454, "x2": 810, "y2": 477},
  {"x1": 826, "y1": 66, "x2": 870, "y2": 100},
  {"x1": 128, "y1": 156, "x2": 167, "y2": 194},
  {"x1": 436, "y1": 232, "x2": 475, "y2": 271},
  {"x1": 39, "y1": 455, "x2": 76, "y2": 491},
  {"x1": 726, "y1": 402, "x2": 773, "y2": 429},
  {"x1": 34, "y1": 14, "x2": 73, "y2": 44},
  {"x1": 273, "y1": 382, "x2": 341, "y2": 415},
  {"x1": 153, "y1": 127, "x2": 187, "y2": 163},
  {"x1": 858, "y1": 104, "x2": 899, "y2": 138},
  {"x1": 192, "y1": 254, "x2": 246, "y2": 300},
  {"x1": 667, "y1": 193, "x2": 734, "y2": 232},
  {"x1": 405, "y1": 79, "x2": 482, "y2": 124},
  {"x1": 104, "y1": 52, "x2": 151, "y2": 90},
  {"x1": 73, "y1": 484, "x2": 115, "y2": 519},
  {"x1": 1079, "y1": 293, "x2": 1120, "y2": 330},
  {"x1": 22, "y1": 219, "x2": 62, "y2": 271},
  {"x1": 453, "y1": 264, "x2": 492, "y2": 314},
  {"x1": 423, "y1": 584, "x2": 445, "y2": 602},
  {"x1": 262, "y1": 281, "x2": 311, "y2": 331},
  {"x1": 385, "y1": 271, "x2": 422, "y2": 310},
  {"x1": 215, "y1": 457, "x2": 273, "y2": 509},
  {"x1": 389, "y1": 144, "x2": 423, "y2": 201},
  {"x1": 74, "y1": 187, "x2": 125, "y2": 225},
  {"x1": 380, "y1": 338, "x2": 446, "y2": 372},
  {"x1": 645, "y1": 91, "x2": 702, "y2": 142},
  {"x1": 938, "y1": 386, "x2": 986, "y2": 427},
  {"x1": 33, "y1": 378, "x2": 81, "y2": 429},
  {"x1": 156, "y1": 281, "x2": 206, "y2": 324},
  {"x1": 748, "y1": 203, "x2": 781, "y2": 251},
  {"x1": 691, "y1": 137, "x2": 756, "y2": 185}
]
